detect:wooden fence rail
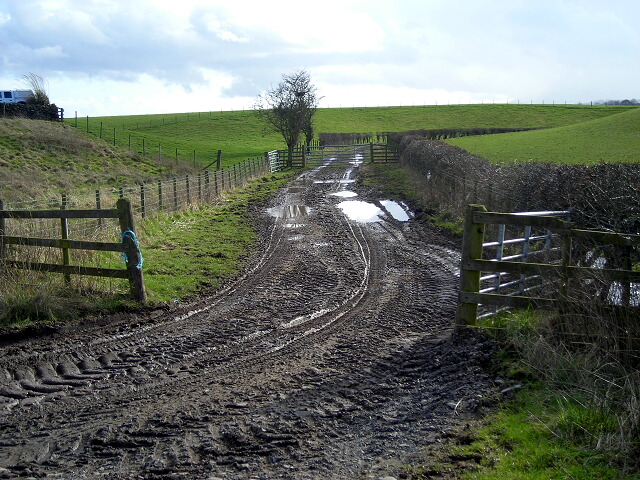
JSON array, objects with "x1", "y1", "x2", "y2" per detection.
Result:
[
  {"x1": 457, "y1": 204, "x2": 640, "y2": 327},
  {"x1": 0, "y1": 199, "x2": 146, "y2": 302}
]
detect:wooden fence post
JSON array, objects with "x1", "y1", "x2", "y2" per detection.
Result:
[
  {"x1": 95, "y1": 190, "x2": 102, "y2": 228},
  {"x1": 216, "y1": 149, "x2": 222, "y2": 170},
  {"x1": 173, "y1": 177, "x2": 178, "y2": 210},
  {"x1": 140, "y1": 184, "x2": 146, "y2": 219},
  {"x1": 60, "y1": 194, "x2": 71, "y2": 284},
  {"x1": 117, "y1": 198, "x2": 146, "y2": 302},
  {"x1": 0, "y1": 200, "x2": 6, "y2": 259},
  {"x1": 158, "y1": 180, "x2": 163, "y2": 211},
  {"x1": 186, "y1": 175, "x2": 191, "y2": 205},
  {"x1": 456, "y1": 204, "x2": 487, "y2": 327}
]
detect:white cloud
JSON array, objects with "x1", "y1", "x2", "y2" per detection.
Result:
[{"x1": 0, "y1": 0, "x2": 638, "y2": 116}]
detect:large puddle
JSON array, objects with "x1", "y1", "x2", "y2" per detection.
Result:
[
  {"x1": 336, "y1": 198, "x2": 412, "y2": 223},
  {"x1": 337, "y1": 201, "x2": 382, "y2": 223}
]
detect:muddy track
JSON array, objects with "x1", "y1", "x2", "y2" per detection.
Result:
[{"x1": 0, "y1": 153, "x2": 500, "y2": 479}]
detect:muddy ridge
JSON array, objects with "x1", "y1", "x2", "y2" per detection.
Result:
[{"x1": 0, "y1": 149, "x2": 501, "y2": 479}]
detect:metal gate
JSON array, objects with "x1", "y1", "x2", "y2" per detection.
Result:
[{"x1": 268, "y1": 143, "x2": 397, "y2": 172}]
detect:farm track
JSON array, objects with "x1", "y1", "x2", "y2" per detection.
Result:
[{"x1": 0, "y1": 152, "x2": 500, "y2": 479}]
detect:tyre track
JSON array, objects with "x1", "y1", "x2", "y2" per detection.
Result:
[{"x1": 0, "y1": 158, "x2": 486, "y2": 479}]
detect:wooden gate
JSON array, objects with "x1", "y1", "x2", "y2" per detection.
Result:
[{"x1": 0, "y1": 198, "x2": 146, "y2": 302}]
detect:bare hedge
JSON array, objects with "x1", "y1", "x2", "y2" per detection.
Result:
[
  {"x1": 1, "y1": 103, "x2": 63, "y2": 121},
  {"x1": 390, "y1": 133, "x2": 640, "y2": 235}
]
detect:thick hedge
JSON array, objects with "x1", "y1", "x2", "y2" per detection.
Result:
[{"x1": 0, "y1": 103, "x2": 62, "y2": 121}]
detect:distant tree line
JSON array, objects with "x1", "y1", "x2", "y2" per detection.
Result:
[{"x1": 594, "y1": 99, "x2": 639, "y2": 105}]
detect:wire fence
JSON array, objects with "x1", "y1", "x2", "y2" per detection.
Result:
[{"x1": 0, "y1": 156, "x2": 272, "y2": 296}]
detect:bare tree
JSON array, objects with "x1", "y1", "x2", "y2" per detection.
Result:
[
  {"x1": 255, "y1": 70, "x2": 319, "y2": 166},
  {"x1": 22, "y1": 72, "x2": 50, "y2": 106}
]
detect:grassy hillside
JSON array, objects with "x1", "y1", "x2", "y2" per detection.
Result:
[
  {"x1": 0, "y1": 117, "x2": 199, "y2": 201},
  {"x1": 2, "y1": 104, "x2": 635, "y2": 202},
  {"x1": 66, "y1": 104, "x2": 635, "y2": 166},
  {"x1": 446, "y1": 107, "x2": 640, "y2": 164},
  {"x1": 315, "y1": 104, "x2": 635, "y2": 131}
]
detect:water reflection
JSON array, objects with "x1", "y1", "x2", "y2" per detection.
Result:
[
  {"x1": 331, "y1": 191, "x2": 358, "y2": 198},
  {"x1": 267, "y1": 205, "x2": 310, "y2": 219},
  {"x1": 380, "y1": 200, "x2": 411, "y2": 221},
  {"x1": 337, "y1": 201, "x2": 383, "y2": 223}
]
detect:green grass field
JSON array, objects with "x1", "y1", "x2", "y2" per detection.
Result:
[
  {"x1": 66, "y1": 104, "x2": 638, "y2": 166},
  {"x1": 446, "y1": 107, "x2": 640, "y2": 164}
]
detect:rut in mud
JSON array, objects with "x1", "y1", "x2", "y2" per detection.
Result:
[{"x1": 0, "y1": 148, "x2": 500, "y2": 479}]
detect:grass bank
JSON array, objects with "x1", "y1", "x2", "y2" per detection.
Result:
[{"x1": 0, "y1": 117, "x2": 199, "y2": 201}]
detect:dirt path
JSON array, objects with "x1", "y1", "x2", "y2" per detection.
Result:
[{"x1": 0, "y1": 154, "x2": 500, "y2": 479}]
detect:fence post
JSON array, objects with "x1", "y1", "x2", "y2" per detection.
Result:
[
  {"x1": 173, "y1": 177, "x2": 178, "y2": 210},
  {"x1": 0, "y1": 200, "x2": 6, "y2": 259},
  {"x1": 370, "y1": 143, "x2": 375, "y2": 163},
  {"x1": 60, "y1": 194, "x2": 71, "y2": 284},
  {"x1": 158, "y1": 180, "x2": 163, "y2": 211},
  {"x1": 198, "y1": 174, "x2": 203, "y2": 202},
  {"x1": 95, "y1": 190, "x2": 102, "y2": 228},
  {"x1": 140, "y1": 184, "x2": 146, "y2": 218},
  {"x1": 186, "y1": 175, "x2": 191, "y2": 205},
  {"x1": 456, "y1": 204, "x2": 487, "y2": 328},
  {"x1": 117, "y1": 198, "x2": 146, "y2": 302}
]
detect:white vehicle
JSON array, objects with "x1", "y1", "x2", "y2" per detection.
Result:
[{"x1": 0, "y1": 89, "x2": 35, "y2": 104}]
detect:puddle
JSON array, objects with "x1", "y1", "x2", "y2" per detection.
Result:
[
  {"x1": 337, "y1": 201, "x2": 383, "y2": 223},
  {"x1": 331, "y1": 191, "x2": 358, "y2": 198},
  {"x1": 380, "y1": 200, "x2": 411, "y2": 221},
  {"x1": 267, "y1": 205, "x2": 310, "y2": 219},
  {"x1": 314, "y1": 179, "x2": 355, "y2": 185},
  {"x1": 337, "y1": 199, "x2": 414, "y2": 223}
]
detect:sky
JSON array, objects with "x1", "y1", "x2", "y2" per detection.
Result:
[{"x1": 0, "y1": 0, "x2": 638, "y2": 117}]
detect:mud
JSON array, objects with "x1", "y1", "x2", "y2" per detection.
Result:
[{"x1": 0, "y1": 153, "x2": 502, "y2": 479}]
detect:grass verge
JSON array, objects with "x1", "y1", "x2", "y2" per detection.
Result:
[{"x1": 403, "y1": 311, "x2": 640, "y2": 480}]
